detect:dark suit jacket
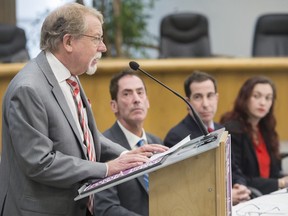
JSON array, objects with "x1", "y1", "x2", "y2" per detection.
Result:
[
  {"x1": 0, "y1": 52, "x2": 125, "y2": 216},
  {"x1": 94, "y1": 122, "x2": 162, "y2": 216},
  {"x1": 164, "y1": 114, "x2": 222, "y2": 147},
  {"x1": 224, "y1": 120, "x2": 281, "y2": 194},
  {"x1": 163, "y1": 114, "x2": 248, "y2": 186}
]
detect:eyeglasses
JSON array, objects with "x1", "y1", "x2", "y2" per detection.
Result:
[{"x1": 80, "y1": 34, "x2": 103, "y2": 45}]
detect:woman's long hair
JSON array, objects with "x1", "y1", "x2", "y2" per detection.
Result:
[{"x1": 220, "y1": 76, "x2": 279, "y2": 159}]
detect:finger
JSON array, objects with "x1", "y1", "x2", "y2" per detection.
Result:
[
  {"x1": 140, "y1": 145, "x2": 168, "y2": 153},
  {"x1": 138, "y1": 152, "x2": 153, "y2": 158},
  {"x1": 122, "y1": 154, "x2": 150, "y2": 162},
  {"x1": 146, "y1": 144, "x2": 169, "y2": 150}
]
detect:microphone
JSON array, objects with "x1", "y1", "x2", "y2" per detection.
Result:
[{"x1": 129, "y1": 61, "x2": 210, "y2": 138}]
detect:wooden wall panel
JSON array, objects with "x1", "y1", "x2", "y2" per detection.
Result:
[
  {"x1": 0, "y1": 0, "x2": 16, "y2": 24},
  {"x1": 1, "y1": 58, "x2": 288, "y2": 153}
]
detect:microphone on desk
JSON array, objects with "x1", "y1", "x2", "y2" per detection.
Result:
[{"x1": 129, "y1": 61, "x2": 213, "y2": 139}]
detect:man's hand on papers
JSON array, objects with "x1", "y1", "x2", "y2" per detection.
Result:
[
  {"x1": 106, "y1": 144, "x2": 168, "y2": 176},
  {"x1": 128, "y1": 144, "x2": 169, "y2": 158}
]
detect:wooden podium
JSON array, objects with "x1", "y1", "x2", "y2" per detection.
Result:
[
  {"x1": 149, "y1": 131, "x2": 230, "y2": 216},
  {"x1": 74, "y1": 129, "x2": 231, "y2": 216}
]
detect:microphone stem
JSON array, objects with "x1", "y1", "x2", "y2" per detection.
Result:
[{"x1": 138, "y1": 68, "x2": 208, "y2": 136}]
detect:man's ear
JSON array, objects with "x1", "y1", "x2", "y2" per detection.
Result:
[
  {"x1": 63, "y1": 34, "x2": 73, "y2": 52},
  {"x1": 110, "y1": 100, "x2": 118, "y2": 114}
]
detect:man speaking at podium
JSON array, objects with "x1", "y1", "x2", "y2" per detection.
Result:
[
  {"x1": 0, "y1": 3, "x2": 167, "y2": 216},
  {"x1": 164, "y1": 71, "x2": 251, "y2": 205}
]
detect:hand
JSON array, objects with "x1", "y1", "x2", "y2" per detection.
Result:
[
  {"x1": 106, "y1": 153, "x2": 149, "y2": 176},
  {"x1": 106, "y1": 144, "x2": 169, "y2": 176},
  {"x1": 232, "y1": 184, "x2": 251, "y2": 205},
  {"x1": 127, "y1": 144, "x2": 169, "y2": 158},
  {"x1": 278, "y1": 176, "x2": 288, "y2": 189}
]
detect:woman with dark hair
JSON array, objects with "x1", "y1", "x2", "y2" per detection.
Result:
[{"x1": 220, "y1": 76, "x2": 288, "y2": 195}]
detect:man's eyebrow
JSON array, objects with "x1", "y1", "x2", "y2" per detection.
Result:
[
  {"x1": 122, "y1": 89, "x2": 133, "y2": 92},
  {"x1": 192, "y1": 93, "x2": 204, "y2": 96}
]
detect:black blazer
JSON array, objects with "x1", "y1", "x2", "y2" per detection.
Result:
[
  {"x1": 224, "y1": 120, "x2": 281, "y2": 194},
  {"x1": 164, "y1": 114, "x2": 222, "y2": 147},
  {"x1": 163, "y1": 114, "x2": 248, "y2": 185},
  {"x1": 94, "y1": 122, "x2": 162, "y2": 216}
]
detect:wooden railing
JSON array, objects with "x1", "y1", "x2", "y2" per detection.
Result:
[{"x1": 1, "y1": 57, "x2": 288, "y2": 152}]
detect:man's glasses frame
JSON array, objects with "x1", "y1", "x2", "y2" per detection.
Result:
[{"x1": 80, "y1": 34, "x2": 103, "y2": 45}]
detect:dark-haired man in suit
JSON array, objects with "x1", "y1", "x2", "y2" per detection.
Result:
[
  {"x1": 164, "y1": 71, "x2": 251, "y2": 205},
  {"x1": 164, "y1": 71, "x2": 221, "y2": 147},
  {"x1": 94, "y1": 69, "x2": 162, "y2": 216}
]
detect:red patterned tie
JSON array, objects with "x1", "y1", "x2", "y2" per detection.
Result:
[
  {"x1": 208, "y1": 127, "x2": 214, "y2": 133},
  {"x1": 67, "y1": 76, "x2": 95, "y2": 214}
]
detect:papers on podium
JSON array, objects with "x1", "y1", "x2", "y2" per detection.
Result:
[
  {"x1": 74, "y1": 128, "x2": 223, "y2": 201},
  {"x1": 232, "y1": 188, "x2": 288, "y2": 215},
  {"x1": 149, "y1": 134, "x2": 191, "y2": 161}
]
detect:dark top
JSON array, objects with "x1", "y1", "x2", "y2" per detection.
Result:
[
  {"x1": 164, "y1": 114, "x2": 222, "y2": 147},
  {"x1": 164, "y1": 114, "x2": 247, "y2": 185},
  {"x1": 223, "y1": 119, "x2": 281, "y2": 194}
]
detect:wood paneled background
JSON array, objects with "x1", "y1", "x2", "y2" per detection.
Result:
[{"x1": 1, "y1": 58, "x2": 288, "y2": 152}]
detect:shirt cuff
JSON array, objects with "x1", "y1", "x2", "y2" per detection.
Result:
[
  {"x1": 105, "y1": 163, "x2": 109, "y2": 177},
  {"x1": 120, "y1": 150, "x2": 129, "y2": 155},
  {"x1": 105, "y1": 150, "x2": 129, "y2": 177}
]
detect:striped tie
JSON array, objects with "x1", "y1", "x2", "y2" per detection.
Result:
[
  {"x1": 67, "y1": 76, "x2": 95, "y2": 215},
  {"x1": 208, "y1": 127, "x2": 214, "y2": 133},
  {"x1": 137, "y1": 139, "x2": 149, "y2": 191}
]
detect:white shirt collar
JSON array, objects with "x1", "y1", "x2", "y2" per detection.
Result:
[
  {"x1": 117, "y1": 120, "x2": 147, "y2": 149},
  {"x1": 207, "y1": 122, "x2": 215, "y2": 130},
  {"x1": 46, "y1": 51, "x2": 72, "y2": 83}
]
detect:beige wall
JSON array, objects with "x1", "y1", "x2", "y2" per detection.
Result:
[{"x1": 1, "y1": 58, "x2": 288, "y2": 152}]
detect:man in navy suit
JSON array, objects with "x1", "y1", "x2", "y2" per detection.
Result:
[
  {"x1": 164, "y1": 71, "x2": 251, "y2": 205},
  {"x1": 164, "y1": 71, "x2": 221, "y2": 147},
  {"x1": 94, "y1": 70, "x2": 162, "y2": 216}
]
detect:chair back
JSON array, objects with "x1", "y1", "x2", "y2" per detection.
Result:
[
  {"x1": 159, "y1": 12, "x2": 211, "y2": 58},
  {"x1": 0, "y1": 24, "x2": 30, "y2": 62},
  {"x1": 252, "y1": 14, "x2": 288, "y2": 57}
]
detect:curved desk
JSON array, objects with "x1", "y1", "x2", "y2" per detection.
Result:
[{"x1": 1, "y1": 57, "x2": 288, "y2": 152}]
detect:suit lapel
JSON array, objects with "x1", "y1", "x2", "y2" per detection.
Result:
[
  {"x1": 110, "y1": 122, "x2": 148, "y2": 193},
  {"x1": 110, "y1": 123, "x2": 131, "y2": 150},
  {"x1": 35, "y1": 52, "x2": 88, "y2": 158}
]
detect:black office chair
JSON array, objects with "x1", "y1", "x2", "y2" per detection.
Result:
[
  {"x1": 159, "y1": 12, "x2": 211, "y2": 58},
  {"x1": 0, "y1": 24, "x2": 30, "y2": 63},
  {"x1": 252, "y1": 14, "x2": 288, "y2": 57}
]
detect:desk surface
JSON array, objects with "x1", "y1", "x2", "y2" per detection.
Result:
[
  {"x1": 232, "y1": 188, "x2": 288, "y2": 215},
  {"x1": 1, "y1": 57, "x2": 288, "y2": 148},
  {"x1": 1, "y1": 57, "x2": 288, "y2": 75}
]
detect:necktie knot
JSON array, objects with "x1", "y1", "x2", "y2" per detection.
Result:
[
  {"x1": 208, "y1": 127, "x2": 214, "y2": 133},
  {"x1": 67, "y1": 76, "x2": 80, "y2": 95}
]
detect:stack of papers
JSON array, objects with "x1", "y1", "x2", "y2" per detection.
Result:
[{"x1": 232, "y1": 188, "x2": 288, "y2": 215}]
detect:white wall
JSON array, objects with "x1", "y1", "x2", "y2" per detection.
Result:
[
  {"x1": 16, "y1": 0, "x2": 288, "y2": 58},
  {"x1": 16, "y1": 0, "x2": 91, "y2": 58},
  {"x1": 147, "y1": 0, "x2": 288, "y2": 57}
]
